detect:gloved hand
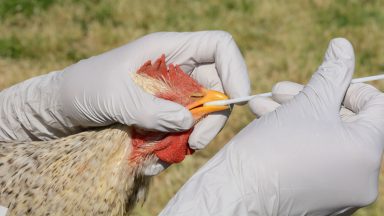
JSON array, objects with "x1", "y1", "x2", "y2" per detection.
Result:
[
  {"x1": 0, "y1": 31, "x2": 249, "y2": 143},
  {"x1": 160, "y1": 38, "x2": 384, "y2": 216}
]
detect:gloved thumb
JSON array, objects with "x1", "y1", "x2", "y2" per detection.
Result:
[
  {"x1": 298, "y1": 38, "x2": 355, "y2": 116},
  {"x1": 249, "y1": 97, "x2": 280, "y2": 117},
  {"x1": 272, "y1": 81, "x2": 303, "y2": 104}
]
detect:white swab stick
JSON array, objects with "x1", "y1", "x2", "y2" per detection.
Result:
[
  {"x1": 350, "y1": 74, "x2": 384, "y2": 83},
  {"x1": 204, "y1": 74, "x2": 384, "y2": 106}
]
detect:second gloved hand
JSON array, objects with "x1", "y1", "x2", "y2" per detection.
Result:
[{"x1": 160, "y1": 38, "x2": 384, "y2": 215}]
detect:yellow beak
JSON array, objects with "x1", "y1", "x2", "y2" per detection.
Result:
[{"x1": 187, "y1": 89, "x2": 229, "y2": 119}]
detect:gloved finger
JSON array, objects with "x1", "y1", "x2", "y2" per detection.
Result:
[
  {"x1": 116, "y1": 79, "x2": 194, "y2": 132},
  {"x1": 339, "y1": 106, "x2": 356, "y2": 122},
  {"x1": 188, "y1": 64, "x2": 229, "y2": 149},
  {"x1": 188, "y1": 112, "x2": 228, "y2": 150},
  {"x1": 343, "y1": 83, "x2": 384, "y2": 133},
  {"x1": 143, "y1": 159, "x2": 170, "y2": 176},
  {"x1": 248, "y1": 96, "x2": 280, "y2": 117},
  {"x1": 132, "y1": 31, "x2": 251, "y2": 100},
  {"x1": 271, "y1": 81, "x2": 303, "y2": 104},
  {"x1": 297, "y1": 38, "x2": 355, "y2": 117}
]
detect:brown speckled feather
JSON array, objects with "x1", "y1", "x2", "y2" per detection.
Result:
[{"x1": 0, "y1": 125, "x2": 155, "y2": 215}]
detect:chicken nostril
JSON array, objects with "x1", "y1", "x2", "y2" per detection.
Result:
[{"x1": 190, "y1": 93, "x2": 204, "y2": 98}]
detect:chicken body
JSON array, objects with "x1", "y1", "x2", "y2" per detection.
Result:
[{"x1": 0, "y1": 125, "x2": 154, "y2": 215}]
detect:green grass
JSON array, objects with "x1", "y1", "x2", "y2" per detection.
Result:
[{"x1": 0, "y1": 0, "x2": 384, "y2": 215}]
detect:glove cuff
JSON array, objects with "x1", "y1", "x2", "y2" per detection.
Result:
[{"x1": 0, "y1": 70, "x2": 79, "y2": 141}]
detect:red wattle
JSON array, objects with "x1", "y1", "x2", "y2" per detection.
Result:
[
  {"x1": 154, "y1": 131, "x2": 195, "y2": 164},
  {"x1": 131, "y1": 128, "x2": 195, "y2": 164}
]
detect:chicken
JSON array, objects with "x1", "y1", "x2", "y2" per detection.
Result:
[{"x1": 0, "y1": 55, "x2": 228, "y2": 216}]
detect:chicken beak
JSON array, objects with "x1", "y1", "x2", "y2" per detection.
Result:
[{"x1": 187, "y1": 89, "x2": 229, "y2": 119}]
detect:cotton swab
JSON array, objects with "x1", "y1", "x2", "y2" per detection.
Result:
[
  {"x1": 204, "y1": 74, "x2": 384, "y2": 107},
  {"x1": 350, "y1": 74, "x2": 384, "y2": 83}
]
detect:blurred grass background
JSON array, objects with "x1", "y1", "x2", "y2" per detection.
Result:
[{"x1": 0, "y1": 0, "x2": 384, "y2": 215}]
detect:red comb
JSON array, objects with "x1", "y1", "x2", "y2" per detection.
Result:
[{"x1": 137, "y1": 54, "x2": 202, "y2": 104}]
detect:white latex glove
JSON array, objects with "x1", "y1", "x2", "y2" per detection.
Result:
[
  {"x1": 0, "y1": 31, "x2": 249, "y2": 149},
  {"x1": 160, "y1": 38, "x2": 384, "y2": 216}
]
